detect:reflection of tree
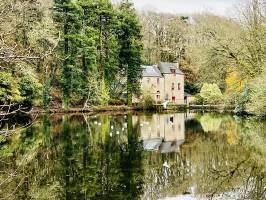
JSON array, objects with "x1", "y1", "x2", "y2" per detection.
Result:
[
  {"x1": 141, "y1": 115, "x2": 265, "y2": 200},
  {"x1": 180, "y1": 120, "x2": 266, "y2": 200},
  {"x1": 0, "y1": 113, "x2": 265, "y2": 200},
  {"x1": 1, "y1": 114, "x2": 145, "y2": 200},
  {"x1": 117, "y1": 113, "x2": 144, "y2": 200},
  {"x1": 199, "y1": 114, "x2": 223, "y2": 132}
]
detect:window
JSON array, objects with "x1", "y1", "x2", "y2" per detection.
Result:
[
  {"x1": 170, "y1": 116, "x2": 174, "y2": 123},
  {"x1": 172, "y1": 83, "x2": 175, "y2": 90},
  {"x1": 156, "y1": 91, "x2": 160, "y2": 101},
  {"x1": 172, "y1": 96, "x2": 176, "y2": 102},
  {"x1": 170, "y1": 69, "x2": 176, "y2": 74},
  {"x1": 178, "y1": 83, "x2": 181, "y2": 90},
  {"x1": 165, "y1": 94, "x2": 169, "y2": 100},
  {"x1": 147, "y1": 78, "x2": 150, "y2": 83},
  {"x1": 157, "y1": 78, "x2": 160, "y2": 84}
]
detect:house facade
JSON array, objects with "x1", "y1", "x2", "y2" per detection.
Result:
[{"x1": 137, "y1": 62, "x2": 184, "y2": 104}]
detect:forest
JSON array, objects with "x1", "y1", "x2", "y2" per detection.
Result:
[
  {"x1": 0, "y1": 1, "x2": 266, "y2": 199},
  {"x1": 1, "y1": 0, "x2": 266, "y2": 116}
]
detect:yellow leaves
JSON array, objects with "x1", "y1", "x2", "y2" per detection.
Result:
[
  {"x1": 226, "y1": 130, "x2": 237, "y2": 145},
  {"x1": 225, "y1": 69, "x2": 244, "y2": 94},
  {"x1": 200, "y1": 114, "x2": 222, "y2": 132},
  {"x1": 225, "y1": 121, "x2": 237, "y2": 145}
]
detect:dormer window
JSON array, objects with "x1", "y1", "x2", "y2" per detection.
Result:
[{"x1": 170, "y1": 69, "x2": 176, "y2": 75}]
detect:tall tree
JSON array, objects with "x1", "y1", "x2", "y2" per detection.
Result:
[
  {"x1": 117, "y1": 0, "x2": 143, "y2": 105},
  {"x1": 53, "y1": 0, "x2": 82, "y2": 108}
]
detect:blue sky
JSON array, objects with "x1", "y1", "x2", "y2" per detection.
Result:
[{"x1": 112, "y1": 0, "x2": 246, "y2": 16}]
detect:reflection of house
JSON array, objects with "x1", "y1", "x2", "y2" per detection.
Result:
[
  {"x1": 133, "y1": 113, "x2": 185, "y2": 153},
  {"x1": 135, "y1": 62, "x2": 184, "y2": 104}
]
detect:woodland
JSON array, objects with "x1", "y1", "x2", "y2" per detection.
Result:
[{"x1": 1, "y1": 0, "x2": 266, "y2": 116}]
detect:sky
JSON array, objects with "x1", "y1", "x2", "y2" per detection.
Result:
[{"x1": 112, "y1": 0, "x2": 246, "y2": 17}]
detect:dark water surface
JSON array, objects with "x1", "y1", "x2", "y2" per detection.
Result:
[{"x1": 0, "y1": 112, "x2": 265, "y2": 200}]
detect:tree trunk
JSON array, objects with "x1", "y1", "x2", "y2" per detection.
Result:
[
  {"x1": 62, "y1": 10, "x2": 70, "y2": 109},
  {"x1": 127, "y1": 81, "x2": 133, "y2": 106}
]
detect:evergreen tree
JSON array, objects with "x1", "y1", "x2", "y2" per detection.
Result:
[
  {"x1": 117, "y1": 1, "x2": 143, "y2": 105},
  {"x1": 53, "y1": 0, "x2": 83, "y2": 108}
]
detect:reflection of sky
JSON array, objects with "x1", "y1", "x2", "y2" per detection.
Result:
[{"x1": 111, "y1": 0, "x2": 244, "y2": 16}]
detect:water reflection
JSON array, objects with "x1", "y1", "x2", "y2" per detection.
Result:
[
  {"x1": 133, "y1": 113, "x2": 185, "y2": 153},
  {"x1": 0, "y1": 112, "x2": 265, "y2": 200}
]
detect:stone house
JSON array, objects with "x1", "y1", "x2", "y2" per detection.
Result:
[{"x1": 137, "y1": 62, "x2": 184, "y2": 104}]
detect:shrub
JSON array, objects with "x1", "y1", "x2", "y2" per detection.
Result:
[
  {"x1": 195, "y1": 94, "x2": 204, "y2": 104},
  {"x1": 246, "y1": 74, "x2": 266, "y2": 117},
  {"x1": 234, "y1": 86, "x2": 250, "y2": 114},
  {"x1": 19, "y1": 74, "x2": 42, "y2": 107},
  {"x1": 0, "y1": 72, "x2": 22, "y2": 104},
  {"x1": 139, "y1": 94, "x2": 155, "y2": 110},
  {"x1": 108, "y1": 99, "x2": 126, "y2": 106},
  {"x1": 200, "y1": 83, "x2": 223, "y2": 104}
]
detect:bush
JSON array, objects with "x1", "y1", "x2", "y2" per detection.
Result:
[
  {"x1": 195, "y1": 94, "x2": 204, "y2": 104},
  {"x1": 19, "y1": 74, "x2": 42, "y2": 107},
  {"x1": 246, "y1": 74, "x2": 266, "y2": 117},
  {"x1": 139, "y1": 94, "x2": 155, "y2": 110},
  {"x1": 108, "y1": 99, "x2": 126, "y2": 106},
  {"x1": 233, "y1": 86, "x2": 250, "y2": 114},
  {"x1": 200, "y1": 83, "x2": 223, "y2": 104},
  {"x1": 0, "y1": 72, "x2": 22, "y2": 104}
]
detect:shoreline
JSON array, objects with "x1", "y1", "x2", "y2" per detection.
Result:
[{"x1": 27, "y1": 104, "x2": 236, "y2": 115}]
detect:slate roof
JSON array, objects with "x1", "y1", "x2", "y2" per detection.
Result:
[
  {"x1": 158, "y1": 62, "x2": 184, "y2": 75},
  {"x1": 142, "y1": 65, "x2": 163, "y2": 77}
]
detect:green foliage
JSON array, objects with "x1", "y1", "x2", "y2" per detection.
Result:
[
  {"x1": 43, "y1": 76, "x2": 52, "y2": 110},
  {"x1": 195, "y1": 94, "x2": 204, "y2": 105},
  {"x1": 82, "y1": 73, "x2": 102, "y2": 106},
  {"x1": 0, "y1": 134, "x2": 6, "y2": 143},
  {"x1": 108, "y1": 98, "x2": 126, "y2": 106},
  {"x1": 0, "y1": 72, "x2": 22, "y2": 104},
  {"x1": 100, "y1": 79, "x2": 110, "y2": 105},
  {"x1": 234, "y1": 86, "x2": 250, "y2": 114},
  {"x1": 247, "y1": 73, "x2": 266, "y2": 117},
  {"x1": 53, "y1": 0, "x2": 83, "y2": 108},
  {"x1": 139, "y1": 94, "x2": 155, "y2": 110},
  {"x1": 117, "y1": 1, "x2": 143, "y2": 105},
  {"x1": 1, "y1": 113, "x2": 265, "y2": 199},
  {"x1": 0, "y1": 71, "x2": 42, "y2": 107},
  {"x1": 200, "y1": 83, "x2": 223, "y2": 104},
  {"x1": 199, "y1": 114, "x2": 222, "y2": 132},
  {"x1": 51, "y1": 0, "x2": 143, "y2": 107},
  {"x1": 185, "y1": 82, "x2": 200, "y2": 95},
  {"x1": 19, "y1": 74, "x2": 42, "y2": 107}
]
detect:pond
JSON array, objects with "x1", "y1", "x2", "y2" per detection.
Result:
[{"x1": 0, "y1": 112, "x2": 265, "y2": 200}]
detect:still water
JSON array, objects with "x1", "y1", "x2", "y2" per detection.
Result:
[{"x1": 0, "y1": 112, "x2": 265, "y2": 200}]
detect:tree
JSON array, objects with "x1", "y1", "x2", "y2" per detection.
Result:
[
  {"x1": 246, "y1": 71, "x2": 266, "y2": 117},
  {"x1": 200, "y1": 83, "x2": 223, "y2": 104},
  {"x1": 53, "y1": 0, "x2": 83, "y2": 108},
  {"x1": 140, "y1": 11, "x2": 187, "y2": 64},
  {"x1": 117, "y1": 0, "x2": 143, "y2": 105}
]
